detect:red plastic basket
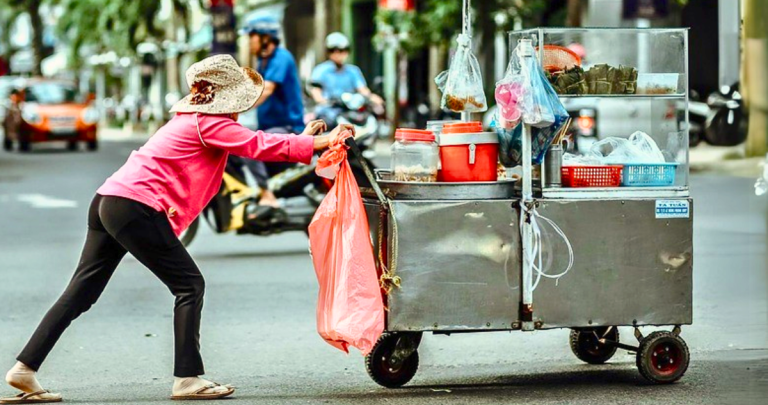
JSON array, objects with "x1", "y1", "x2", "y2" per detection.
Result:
[{"x1": 561, "y1": 165, "x2": 623, "y2": 188}]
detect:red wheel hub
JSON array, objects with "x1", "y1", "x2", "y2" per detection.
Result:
[{"x1": 650, "y1": 341, "x2": 682, "y2": 375}]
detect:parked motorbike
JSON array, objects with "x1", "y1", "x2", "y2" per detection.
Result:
[
  {"x1": 689, "y1": 83, "x2": 748, "y2": 147},
  {"x1": 179, "y1": 129, "x2": 377, "y2": 247},
  {"x1": 314, "y1": 93, "x2": 389, "y2": 140}
]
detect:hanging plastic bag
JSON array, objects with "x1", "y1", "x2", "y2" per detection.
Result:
[
  {"x1": 494, "y1": 44, "x2": 531, "y2": 129},
  {"x1": 495, "y1": 40, "x2": 569, "y2": 167},
  {"x1": 308, "y1": 131, "x2": 384, "y2": 356},
  {"x1": 437, "y1": 34, "x2": 488, "y2": 113}
]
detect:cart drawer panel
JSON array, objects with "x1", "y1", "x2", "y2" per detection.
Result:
[
  {"x1": 385, "y1": 200, "x2": 522, "y2": 331},
  {"x1": 534, "y1": 199, "x2": 693, "y2": 328}
]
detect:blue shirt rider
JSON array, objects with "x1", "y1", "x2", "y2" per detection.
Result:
[
  {"x1": 236, "y1": 15, "x2": 308, "y2": 209},
  {"x1": 243, "y1": 15, "x2": 305, "y2": 133},
  {"x1": 310, "y1": 32, "x2": 384, "y2": 125}
]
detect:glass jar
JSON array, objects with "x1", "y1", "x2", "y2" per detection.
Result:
[
  {"x1": 391, "y1": 129, "x2": 439, "y2": 182},
  {"x1": 426, "y1": 120, "x2": 460, "y2": 144}
]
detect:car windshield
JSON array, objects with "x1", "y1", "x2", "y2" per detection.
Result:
[{"x1": 24, "y1": 83, "x2": 79, "y2": 104}]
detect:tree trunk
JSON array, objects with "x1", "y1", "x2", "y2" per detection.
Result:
[
  {"x1": 566, "y1": 0, "x2": 582, "y2": 28},
  {"x1": 743, "y1": 0, "x2": 768, "y2": 157},
  {"x1": 28, "y1": 0, "x2": 44, "y2": 76}
]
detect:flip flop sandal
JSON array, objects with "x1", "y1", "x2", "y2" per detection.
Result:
[
  {"x1": 0, "y1": 390, "x2": 62, "y2": 404},
  {"x1": 170, "y1": 383, "x2": 235, "y2": 401}
]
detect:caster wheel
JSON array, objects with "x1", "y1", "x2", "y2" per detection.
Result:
[
  {"x1": 365, "y1": 334, "x2": 420, "y2": 388},
  {"x1": 87, "y1": 140, "x2": 98, "y2": 151},
  {"x1": 3, "y1": 139, "x2": 12, "y2": 151},
  {"x1": 19, "y1": 140, "x2": 30, "y2": 152},
  {"x1": 67, "y1": 141, "x2": 78, "y2": 151},
  {"x1": 570, "y1": 327, "x2": 619, "y2": 364},
  {"x1": 636, "y1": 331, "x2": 690, "y2": 384}
]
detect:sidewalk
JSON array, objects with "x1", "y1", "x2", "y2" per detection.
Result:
[
  {"x1": 690, "y1": 144, "x2": 765, "y2": 177},
  {"x1": 98, "y1": 126, "x2": 151, "y2": 143}
]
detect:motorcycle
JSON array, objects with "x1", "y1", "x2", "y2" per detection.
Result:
[
  {"x1": 178, "y1": 128, "x2": 377, "y2": 247},
  {"x1": 688, "y1": 82, "x2": 748, "y2": 147},
  {"x1": 314, "y1": 92, "x2": 389, "y2": 142}
]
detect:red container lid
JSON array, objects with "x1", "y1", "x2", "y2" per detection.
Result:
[
  {"x1": 395, "y1": 128, "x2": 436, "y2": 142},
  {"x1": 442, "y1": 121, "x2": 483, "y2": 134}
]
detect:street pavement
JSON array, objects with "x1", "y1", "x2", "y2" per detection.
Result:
[{"x1": 0, "y1": 141, "x2": 766, "y2": 405}]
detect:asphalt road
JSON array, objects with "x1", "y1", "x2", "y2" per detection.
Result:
[{"x1": 0, "y1": 141, "x2": 766, "y2": 405}]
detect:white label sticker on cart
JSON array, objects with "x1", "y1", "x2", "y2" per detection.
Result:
[{"x1": 655, "y1": 200, "x2": 690, "y2": 219}]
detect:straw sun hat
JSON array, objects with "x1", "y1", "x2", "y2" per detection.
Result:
[{"x1": 170, "y1": 54, "x2": 264, "y2": 115}]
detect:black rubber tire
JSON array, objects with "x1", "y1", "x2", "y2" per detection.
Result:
[
  {"x1": 87, "y1": 140, "x2": 98, "y2": 151},
  {"x1": 67, "y1": 141, "x2": 78, "y2": 151},
  {"x1": 636, "y1": 331, "x2": 690, "y2": 384},
  {"x1": 3, "y1": 138, "x2": 12, "y2": 151},
  {"x1": 18, "y1": 140, "x2": 30, "y2": 152},
  {"x1": 180, "y1": 217, "x2": 200, "y2": 247},
  {"x1": 365, "y1": 334, "x2": 419, "y2": 388},
  {"x1": 569, "y1": 327, "x2": 620, "y2": 364}
]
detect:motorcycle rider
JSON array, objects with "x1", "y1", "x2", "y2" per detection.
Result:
[
  {"x1": 237, "y1": 15, "x2": 307, "y2": 209},
  {"x1": 310, "y1": 32, "x2": 384, "y2": 126}
]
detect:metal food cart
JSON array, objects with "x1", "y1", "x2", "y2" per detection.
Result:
[{"x1": 353, "y1": 27, "x2": 693, "y2": 388}]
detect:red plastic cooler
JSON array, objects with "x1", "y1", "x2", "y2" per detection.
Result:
[{"x1": 438, "y1": 122, "x2": 499, "y2": 182}]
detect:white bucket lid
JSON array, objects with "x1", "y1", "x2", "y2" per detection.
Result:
[{"x1": 439, "y1": 132, "x2": 499, "y2": 146}]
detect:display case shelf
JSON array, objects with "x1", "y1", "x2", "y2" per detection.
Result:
[
  {"x1": 557, "y1": 94, "x2": 685, "y2": 99},
  {"x1": 508, "y1": 27, "x2": 690, "y2": 193}
]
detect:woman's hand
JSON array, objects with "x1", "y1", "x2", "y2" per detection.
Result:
[
  {"x1": 312, "y1": 124, "x2": 355, "y2": 151},
  {"x1": 301, "y1": 119, "x2": 327, "y2": 136}
]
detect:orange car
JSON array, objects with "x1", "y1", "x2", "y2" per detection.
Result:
[{"x1": 13, "y1": 79, "x2": 99, "y2": 152}]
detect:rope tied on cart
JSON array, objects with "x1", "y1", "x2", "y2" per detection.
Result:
[
  {"x1": 377, "y1": 201, "x2": 401, "y2": 298},
  {"x1": 520, "y1": 201, "x2": 575, "y2": 289}
]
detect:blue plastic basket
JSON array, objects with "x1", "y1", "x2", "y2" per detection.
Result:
[{"x1": 622, "y1": 163, "x2": 678, "y2": 187}]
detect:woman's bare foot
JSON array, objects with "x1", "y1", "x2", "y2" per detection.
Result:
[
  {"x1": 258, "y1": 190, "x2": 280, "y2": 208},
  {"x1": 2, "y1": 362, "x2": 61, "y2": 402},
  {"x1": 172, "y1": 377, "x2": 233, "y2": 397},
  {"x1": 5, "y1": 362, "x2": 43, "y2": 394}
]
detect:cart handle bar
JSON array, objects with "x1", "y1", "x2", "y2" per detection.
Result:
[{"x1": 345, "y1": 137, "x2": 387, "y2": 206}]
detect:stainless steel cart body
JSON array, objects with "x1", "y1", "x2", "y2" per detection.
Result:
[{"x1": 364, "y1": 195, "x2": 693, "y2": 332}]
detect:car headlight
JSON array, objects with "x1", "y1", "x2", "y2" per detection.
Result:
[
  {"x1": 21, "y1": 106, "x2": 42, "y2": 125},
  {"x1": 81, "y1": 107, "x2": 100, "y2": 125}
]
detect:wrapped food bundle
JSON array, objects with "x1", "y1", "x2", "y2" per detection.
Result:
[
  {"x1": 548, "y1": 63, "x2": 638, "y2": 95},
  {"x1": 549, "y1": 66, "x2": 588, "y2": 95}
]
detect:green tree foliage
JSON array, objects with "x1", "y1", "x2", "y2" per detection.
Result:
[
  {"x1": 57, "y1": 0, "x2": 198, "y2": 65},
  {"x1": 374, "y1": 0, "x2": 550, "y2": 54},
  {"x1": 4, "y1": 0, "x2": 50, "y2": 75}
]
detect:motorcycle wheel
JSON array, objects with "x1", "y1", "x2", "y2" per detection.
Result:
[{"x1": 180, "y1": 217, "x2": 200, "y2": 247}]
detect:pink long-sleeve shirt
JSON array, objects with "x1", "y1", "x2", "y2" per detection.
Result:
[{"x1": 97, "y1": 113, "x2": 314, "y2": 236}]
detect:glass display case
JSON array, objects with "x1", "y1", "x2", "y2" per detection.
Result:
[{"x1": 509, "y1": 28, "x2": 690, "y2": 197}]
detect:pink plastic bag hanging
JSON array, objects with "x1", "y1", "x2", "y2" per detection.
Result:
[{"x1": 308, "y1": 131, "x2": 384, "y2": 355}]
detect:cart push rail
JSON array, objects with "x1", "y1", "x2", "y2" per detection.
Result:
[{"x1": 346, "y1": 126, "x2": 693, "y2": 388}]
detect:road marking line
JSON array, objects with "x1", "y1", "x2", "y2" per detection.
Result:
[{"x1": 16, "y1": 194, "x2": 78, "y2": 208}]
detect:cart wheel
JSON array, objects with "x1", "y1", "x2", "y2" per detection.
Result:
[
  {"x1": 67, "y1": 141, "x2": 78, "y2": 151},
  {"x1": 365, "y1": 334, "x2": 420, "y2": 388},
  {"x1": 569, "y1": 327, "x2": 619, "y2": 364},
  {"x1": 636, "y1": 331, "x2": 689, "y2": 384}
]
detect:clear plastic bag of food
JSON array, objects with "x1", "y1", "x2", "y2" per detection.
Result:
[
  {"x1": 589, "y1": 131, "x2": 665, "y2": 164},
  {"x1": 495, "y1": 42, "x2": 531, "y2": 129},
  {"x1": 437, "y1": 34, "x2": 488, "y2": 113}
]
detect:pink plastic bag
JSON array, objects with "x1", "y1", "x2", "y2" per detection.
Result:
[{"x1": 308, "y1": 131, "x2": 384, "y2": 355}]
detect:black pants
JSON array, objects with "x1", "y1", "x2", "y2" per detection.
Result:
[{"x1": 17, "y1": 195, "x2": 205, "y2": 377}]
